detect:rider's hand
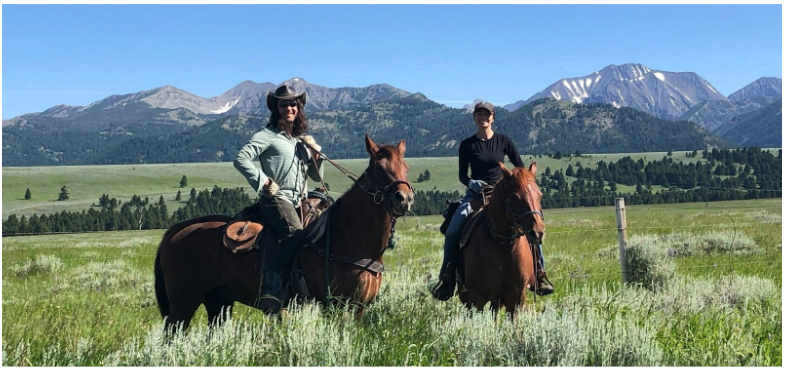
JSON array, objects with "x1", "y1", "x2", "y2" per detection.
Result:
[
  {"x1": 300, "y1": 135, "x2": 321, "y2": 153},
  {"x1": 468, "y1": 179, "x2": 487, "y2": 194},
  {"x1": 263, "y1": 179, "x2": 279, "y2": 198}
]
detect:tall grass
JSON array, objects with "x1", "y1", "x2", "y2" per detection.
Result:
[{"x1": 2, "y1": 200, "x2": 781, "y2": 366}]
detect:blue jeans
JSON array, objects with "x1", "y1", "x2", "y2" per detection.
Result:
[{"x1": 438, "y1": 189, "x2": 478, "y2": 279}]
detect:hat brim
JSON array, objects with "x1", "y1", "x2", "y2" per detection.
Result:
[{"x1": 267, "y1": 92, "x2": 306, "y2": 112}]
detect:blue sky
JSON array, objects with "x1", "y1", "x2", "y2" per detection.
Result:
[{"x1": 2, "y1": 4, "x2": 782, "y2": 119}]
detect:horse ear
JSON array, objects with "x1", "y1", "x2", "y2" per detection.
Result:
[
  {"x1": 529, "y1": 162, "x2": 537, "y2": 176},
  {"x1": 499, "y1": 162, "x2": 512, "y2": 178},
  {"x1": 397, "y1": 139, "x2": 406, "y2": 156},
  {"x1": 365, "y1": 134, "x2": 379, "y2": 155}
]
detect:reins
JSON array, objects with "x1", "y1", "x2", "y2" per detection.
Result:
[
  {"x1": 299, "y1": 138, "x2": 410, "y2": 303},
  {"x1": 300, "y1": 139, "x2": 361, "y2": 185},
  {"x1": 481, "y1": 180, "x2": 545, "y2": 301}
]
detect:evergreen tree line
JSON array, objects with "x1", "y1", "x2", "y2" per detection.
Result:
[
  {"x1": 3, "y1": 148, "x2": 781, "y2": 235},
  {"x1": 557, "y1": 147, "x2": 781, "y2": 191},
  {"x1": 411, "y1": 147, "x2": 781, "y2": 216},
  {"x1": 2, "y1": 187, "x2": 253, "y2": 236}
]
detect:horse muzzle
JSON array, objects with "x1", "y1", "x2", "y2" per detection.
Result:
[
  {"x1": 388, "y1": 190, "x2": 414, "y2": 217},
  {"x1": 525, "y1": 229, "x2": 545, "y2": 245}
]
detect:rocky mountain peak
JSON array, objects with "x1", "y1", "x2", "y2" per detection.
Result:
[{"x1": 728, "y1": 77, "x2": 782, "y2": 101}]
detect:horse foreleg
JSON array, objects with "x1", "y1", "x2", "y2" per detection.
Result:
[
  {"x1": 353, "y1": 307, "x2": 367, "y2": 320},
  {"x1": 205, "y1": 299, "x2": 234, "y2": 328},
  {"x1": 462, "y1": 289, "x2": 489, "y2": 312},
  {"x1": 165, "y1": 307, "x2": 197, "y2": 334},
  {"x1": 503, "y1": 302, "x2": 519, "y2": 322},
  {"x1": 165, "y1": 294, "x2": 202, "y2": 334}
]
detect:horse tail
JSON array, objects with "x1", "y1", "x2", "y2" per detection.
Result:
[{"x1": 154, "y1": 234, "x2": 170, "y2": 319}]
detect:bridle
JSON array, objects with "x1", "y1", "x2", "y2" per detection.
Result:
[
  {"x1": 297, "y1": 139, "x2": 413, "y2": 304},
  {"x1": 505, "y1": 199, "x2": 544, "y2": 230},
  {"x1": 358, "y1": 170, "x2": 414, "y2": 216},
  {"x1": 301, "y1": 139, "x2": 413, "y2": 217},
  {"x1": 486, "y1": 180, "x2": 544, "y2": 245}
]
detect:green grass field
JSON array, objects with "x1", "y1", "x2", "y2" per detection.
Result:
[
  {"x1": 5, "y1": 149, "x2": 770, "y2": 220},
  {"x1": 2, "y1": 199, "x2": 781, "y2": 366}
]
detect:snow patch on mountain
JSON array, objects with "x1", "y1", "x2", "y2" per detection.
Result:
[
  {"x1": 211, "y1": 98, "x2": 239, "y2": 114},
  {"x1": 503, "y1": 63, "x2": 728, "y2": 120}
]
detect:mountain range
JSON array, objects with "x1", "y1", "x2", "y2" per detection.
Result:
[
  {"x1": 2, "y1": 77, "x2": 409, "y2": 133},
  {"x1": 504, "y1": 63, "x2": 726, "y2": 121},
  {"x1": 2, "y1": 64, "x2": 781, "y2": 167},
  {"x1": 1, "y1": 95, "x2": 732, "y2": 166}
]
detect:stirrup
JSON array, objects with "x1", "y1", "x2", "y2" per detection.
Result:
[
  {"x1": 257, "y1": 294, "x2": 285, "y2": 314},
  {"x1": 431, "y1": 279, "x2": 455, "y2": 301},
  {"x1": 535, "y1": 273, "x2": 554, "y2": 296}
]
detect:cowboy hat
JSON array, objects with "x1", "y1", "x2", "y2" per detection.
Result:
[{"x1": 266, "y1": 85, "x2": 307, "y2": 112}]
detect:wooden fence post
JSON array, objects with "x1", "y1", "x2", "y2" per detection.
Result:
[{"x1": 615, "y1": 197, "x2": 629, "y2": 284}]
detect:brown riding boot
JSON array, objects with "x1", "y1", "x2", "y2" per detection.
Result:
[{"x1": 536, "y1": 270, "x2": 554, "y2": 296}]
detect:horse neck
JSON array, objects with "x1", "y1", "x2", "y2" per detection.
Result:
[
  {"x1": 486, "y1": 190, "x2": 516, "y2": 244},
  {"x1": 329, "y1": 177, "x2": 392, "y2": 257},
  {"x1": 487, "y1": 188, "x2": 535, "y2": 281}
]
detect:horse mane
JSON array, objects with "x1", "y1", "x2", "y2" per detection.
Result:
[
  {"x1": 494, "y1": 166, "x2": 535, "y2": 196},
  {"x1": 511, "y1": 166, "x2": 535, "y2": 184}
]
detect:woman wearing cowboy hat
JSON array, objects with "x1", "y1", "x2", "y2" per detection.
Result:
[
  {"x1": 431, "y1": 101, "x2": 554, "y2": 301},
  {"x1": 234, "y1": 84, "x2": 324, "y2": 313}
]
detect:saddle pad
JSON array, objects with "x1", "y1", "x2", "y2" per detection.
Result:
[{"x1": 303, "y1": 209, "x2": 330, "y2": 246}]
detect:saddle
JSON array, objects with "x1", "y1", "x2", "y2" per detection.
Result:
[
  {"x1": 439, "y1": 183, "x2": 494, "y2": 248},
  {"x1": 223, "y1": 189, "x2": 332, "y2": 254}
]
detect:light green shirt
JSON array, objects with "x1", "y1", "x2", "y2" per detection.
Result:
[{"x1": 234, "y1": 126, "x2": 324, "y2": 206}]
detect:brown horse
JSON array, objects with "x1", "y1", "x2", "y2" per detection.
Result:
[
  {"x1": 458, "y1": 162, "x2": 545, "y2": 318},
  {"x1": 154, "y1": 134, "x2": 414, "y2": 332}
]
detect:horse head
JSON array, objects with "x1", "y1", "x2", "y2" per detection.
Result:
[
  {"x1": 361, "y1": 134, "x2": 415, "y2": 217},
  {"x1": 492, "y1": 162, "x2": 546, "y2": 245}
]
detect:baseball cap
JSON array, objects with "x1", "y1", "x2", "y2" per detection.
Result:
[{"x1": 473, "y1": 101, "x2": 494, "y2": 114}]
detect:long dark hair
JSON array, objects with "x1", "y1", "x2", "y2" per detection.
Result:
[{"x1": 268, "y1": 100, "x2": 308, "y2": 136}]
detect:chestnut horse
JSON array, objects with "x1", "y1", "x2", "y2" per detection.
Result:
[
  {"x1": 154, "y1": 134, "x2": 414, "y2": 332},
  {"x1": 458, "y1": 162, "x2": 545, "y2": 318}
]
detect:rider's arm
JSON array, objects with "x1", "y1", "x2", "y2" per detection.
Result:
[
  {"x1": 505, "y1": 136, "x2": 525, "y2": 168},
  {"x1": 458, "y1": 141, "x2": 471, "y2": 187},
  {"x1": 234, "y1": 131, "x2": 272, "y2": 193}
]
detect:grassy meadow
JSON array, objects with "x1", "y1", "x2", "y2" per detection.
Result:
[
  {"x1": 2, "y1": 198, "x2": 781, "y2": 366},
  {"x1": 1, "y1": 149, "x2": 753, "y2": 220}
]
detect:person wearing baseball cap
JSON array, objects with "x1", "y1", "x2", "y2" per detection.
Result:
[
  {"x1": 234, "y1": 84, "x2": 324, "y2": 314},
  {"x1": 431, "y1": 101, "x2": 554, "y2": 301}
]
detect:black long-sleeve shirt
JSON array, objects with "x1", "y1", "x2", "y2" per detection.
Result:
[{"x1": 458, "y1": 133, "x2": 525, "y2": 186}]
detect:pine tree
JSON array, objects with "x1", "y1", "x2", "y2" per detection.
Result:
[
  {"x1": 57, "y1": 186, "x2": 70, "y2": 201},
  {"x1": 24, "y1": 188, "x2": 31, "y2": 200},
  {"x1": 175, "y1": 190, "x2": 182, "y2": 201},
  {"x1": 180, "y1": 175, "x2": 188, "y2": 188}
]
